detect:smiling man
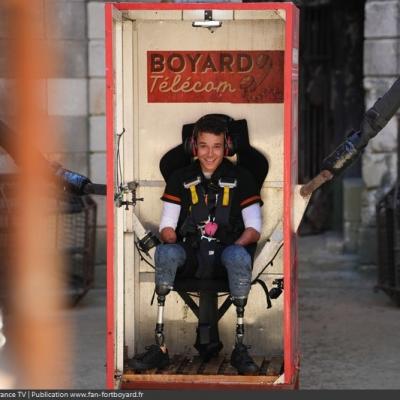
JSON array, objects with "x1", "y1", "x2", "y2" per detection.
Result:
[{"x1": 129, "y1": 114, "x2": 263, "y2": 375}]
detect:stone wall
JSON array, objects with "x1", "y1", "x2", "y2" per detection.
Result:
[
  {"x1": 360, "y1": 0, "x2": 400, "y2": 263},
  {"x1": 0, "y1": 0, "x2": 106, "y2": 263},
  {"x1": 88, "y1": 0, "x2": 106, "y2": 264},
  {"x1": 1, "y1": 0, "x2": 88, "y2": 174}
]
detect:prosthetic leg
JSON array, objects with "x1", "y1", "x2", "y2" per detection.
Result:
[
  {"x1": 128, "y1": 283, "x2": 171, "y2": 372},
  {"x1": 128, "y1": 242, "x2": 186, "y2": 372},
  {"x1": 233, "y1": 297, "x2": 246, "y2": 346},
  {"x1": 230, "y1": 296, "x2": 259, "y2": 375},
  {"x1": 154, "y1": 284, "x2": 170, "y2": 347},
  {"x1": 222, "y1": 245, "x2": 259, "y2": 375}
]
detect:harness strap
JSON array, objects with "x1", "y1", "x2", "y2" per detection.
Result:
[
  {"x1": 222, "y1": 186, "x2": 230, "y2": 206},
  {"x1": 214, "y1": 177, "x2": 237, "y2": 227},
  {"x1": 184, "y1": 175, "x2": 203, "y2": 213},
  {"x1": 189, "y1": 185, "x2": 199, "y2": 205},
  {"x1": 218, "y1": 177, "x2": 237, "y2": 208},
  {"x1": 253, "y1": 278, "x2": 272, "y2": 309}
]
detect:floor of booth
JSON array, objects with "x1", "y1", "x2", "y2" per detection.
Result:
[{"x1": 123, "y1": 353, "x2": 283, "y2": 382}]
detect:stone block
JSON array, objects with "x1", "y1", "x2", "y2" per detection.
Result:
[
  {"x1": 357, "y1": 226, "x2": 378, "y2": 264},
  {"x1": 343, "y1": 177, "x2": 364, "y2": 223},
  {"x1": 0, "y1": 39, "x2": 12, "y2": 78},
  {"x1": 0, "y1": 79, "x2": 47, "y2": 117},
  {"x1": 95, "y1": 195, "x2": 106, "y2": 227},
  {"x1": 44, "y1": 116, "x2": 88, "y2": 153},
  {"x1": 90, "y1": 152, "x2": 106, "y2": 184},
  {"x1": 0, "y1": 40, "x2": 7, "y2": 76},
  {"x1": 89, "y1": 40, "x2": 105, "y2": 77},
  {"x1": 0, "y1": 153, "x2": 17, "y2": 173},
  {"x1": 0, "y1": 79, "x2": 16, "y2": 117},
  {"x1": 33, "y1": 1, "x2": 46, "y2": 39},
  {"x1": 45, "y1": 0, "x2": 86, "y2": 40},
  {"x1": 2, "y1": 39, "x2": 58, "y2": 79},
  {"x1": 47, "y1": 79, "x2": 87, "y2": 116},
  {"x1": 90, "y1": 116, "x2": 106, "y2": 152},
  {"x1": 0, "y1": 115, "x2": 87, "y2": 156},
  {"x1": 364, "y1": 77, "x2": 398, "y2": 109},
  {"x1": 360, "y1": 188, "x2": 378, "y2": 226},
  {"x1": 362, "y1": 151, "x2": 397, "y2": 189},
  {"x1": 344, "y1": 221, "x2": 360, "y2": 254},
  {"x1": 368, "y1": 117, "x2": 398, "y2": 153},
  {"x1": 0, "y1": 5, "x2": 10, "y2": 39},
  {"x1": 365, "y1": 1, "x2": 400, "y2": 38},
  {"x1": 48, "y1": 152, "x2": 88, "y2": 176},
  {"x1": 89, "y1": 78, "x2": 105, "y2": 115},
  {"x1": 48, "y1": 40, "x2": 87, "y2": 78},
  {"x1": 364, "y1": 39, "x2": 399, "y2": 76},
  {"x1": 95, "y1": 227, "x2": 106, "y2": 264},
  {"x1": 88, "y1": 2, "x2": 105, "y2": 39},
  {"x1": 325, "y1": 232, "x2": 344, "y2": 255},
  {"x1": 0, "y1": 1, "x2": 45, "y2": 39},
  {"x1": 93, "y1": 262, "x2": 106, "y2": 288}
]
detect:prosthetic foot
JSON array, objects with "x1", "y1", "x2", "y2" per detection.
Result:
[
  {"x1": 230, "y1": 297, "x2": 259, "y2": 375},
  {"x1": 128, "y1": 285, "x2": 171, "y2": 372}
]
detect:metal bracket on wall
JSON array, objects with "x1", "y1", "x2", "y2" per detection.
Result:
[{"x1": 192, "y1": 10, "x2": 222, "y2": 31}]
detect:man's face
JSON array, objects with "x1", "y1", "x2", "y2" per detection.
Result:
[{"x1": 196, "y1": 131, "x2": 225, "y2": 174}]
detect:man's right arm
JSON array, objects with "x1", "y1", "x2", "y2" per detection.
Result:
[{"x1": 159, "y1": 201, "x2": 181, "y2": 243}]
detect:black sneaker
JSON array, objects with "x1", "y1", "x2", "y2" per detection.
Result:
[
  {"x1": 128, "y1": 345, "x2": 170, "y2": 372},
  {"x1": 230, "y1": 344, "x2": 259, "y2": 375}
]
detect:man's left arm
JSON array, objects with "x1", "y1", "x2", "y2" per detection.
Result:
[
  {"x1": 234, "y1": 168, "x2": 263, "y2": 246},
  {"x1": 235, "y1": 227, "x2": 260, "y2": 246},
  {"x1": 235, "y1": 203, "x2": 262, "y2": 246}
]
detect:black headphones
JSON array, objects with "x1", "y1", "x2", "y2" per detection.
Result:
[{"x1": 183, "y1": 114, "x2": 236, "y2": 157}]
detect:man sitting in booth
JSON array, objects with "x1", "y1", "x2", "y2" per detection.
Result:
[{"x1": 129, "y1": 114, "x2": 263, "y2": 375}]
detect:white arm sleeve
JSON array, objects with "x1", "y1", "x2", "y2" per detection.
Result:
[
  {"x1": 242, "y1": 203, "x2": 262, "y2": 234},
  {"x1": 159, "y1": 202, "x2": 181, "y2": 232}
]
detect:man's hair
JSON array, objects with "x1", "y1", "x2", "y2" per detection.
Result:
[{"x1": 193, "y1": 114, "x2": 228, "y2": 139}]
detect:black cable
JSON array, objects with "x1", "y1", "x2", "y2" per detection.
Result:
[
  {"x1": 134, "y1": 240, "x2": 155, "y2": 270},
  {"x1": 115, "y1": 128, "x2": 125, "y2": 192},
  {"x1": 251, "y1": 241, "x2": 284, "y2": 284}
]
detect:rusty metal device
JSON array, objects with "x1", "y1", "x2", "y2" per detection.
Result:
[{"x1": 300, "y1": 76, "x2": 400, "y2": 198}]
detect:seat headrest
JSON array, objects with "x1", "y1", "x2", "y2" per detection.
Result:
[
  {"x1": 182, "y1": 117, "x2": 251, "y2": 151},
  {"x1": 160, "y1": 116, "x2": 268, "y2": 191}
]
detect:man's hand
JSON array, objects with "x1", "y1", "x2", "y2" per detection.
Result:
[
  {"x1": 160, "y1": 227, "x2": 177, "y2": 244},
  {"x1": 234, "y1": 227, "x2": 260, "y2": 246}
]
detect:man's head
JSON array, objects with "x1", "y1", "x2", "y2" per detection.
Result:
[{"x1": 193, "y1": 115, "x2": 229, "y2": 175}]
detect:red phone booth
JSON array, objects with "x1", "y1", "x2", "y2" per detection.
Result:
[{"x1": 106, "y1": 2, "x2": 299, "y2": 390}]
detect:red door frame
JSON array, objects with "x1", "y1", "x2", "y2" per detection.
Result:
[{"x1": 105, "y1": 2, "x2": 299, "y2": 389}]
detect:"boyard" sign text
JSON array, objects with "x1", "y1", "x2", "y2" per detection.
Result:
[{"x1": 147, "y1": 50, "x2": 284, "y2": 103}]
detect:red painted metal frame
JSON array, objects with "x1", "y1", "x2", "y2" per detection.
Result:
[
  {"x1": 120, "y1": 376, "x2": 299, "y2": 391},
  {"x1": 105, "y1": 2, "x2": 299, "y2": 390},
  {"x1": 283, "y1": 4, "x2": 300, "y2": 385},
  {"x1": 105, "y1": 2, "x2": 115, "y2": 390}
]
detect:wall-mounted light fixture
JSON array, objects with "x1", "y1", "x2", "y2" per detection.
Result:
[{"x1": 192, "y1": 10, "x2": 222, "y2": 31}]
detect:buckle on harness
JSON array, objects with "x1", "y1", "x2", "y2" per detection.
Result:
[
  {"x1": 184, "y1": 176, "x2": 201, "y2": 205},
  {"x1": 200, "y1": 235, "x2": 219, "y2": 242},
  {"x1": 218, "y1": 178, "x2": 237, "y2": 206}
]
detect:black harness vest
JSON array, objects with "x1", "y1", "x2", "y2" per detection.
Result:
[{"x1": 178, "y1": 164, "x2": 242, "y2": 279}]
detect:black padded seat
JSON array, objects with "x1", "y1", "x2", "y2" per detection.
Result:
[{"x1": 173, "y1": 278, "x2": 230, "y2": 293}]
